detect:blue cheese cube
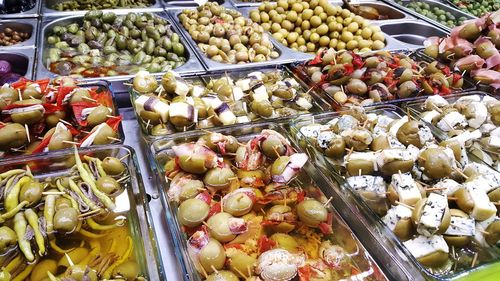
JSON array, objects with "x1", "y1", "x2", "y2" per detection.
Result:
[
  {"x1": 382, "y1": 205, "x2": 412, "y2": 231},
  {"x1": 437, "y1": 111, "x2": 467, "y2": 132},
  {"x1": 416, "y1": 193, "x2": 448, "y2": 236},
  {"x1": 403, "y1": 235, "x2": 449, "y2": 260},
  {"x1": 390, "y1": 173, "x2": 422, "y2": 205},
  {"x1": 444, "y1": 216, "x2": 475, "y2": 237},
  {"x1": 346, "y1": 175, "x2": 386, "y2": 194},
  {"x1": 464, "y1": 181, "x2": 497, "y2": 221}
]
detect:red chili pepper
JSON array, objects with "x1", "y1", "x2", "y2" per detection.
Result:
[
  {"x1": 308, "y1": 51, "x2": 324, "y2": 66},
  {"x1": 257, "y1": 235, "x2": 276, "y2": 253},
  {"x1": 261, "y1": 220, "x2": 279, "y2": 226},
  {"x1": 318, "y1": 222, "x2": 333, "y2": 235},
  {"x1": 105, "y1": 115, "x2": 122, "y2": 131},
  {"x1": 224, "y1": 243, "x2": 244, "y2": 250},
  {"x1": 440, "y1": 84, "x2": 452, "y2": 96},
  {"x1": 343, "y1": 63, "x2": 354, "y2": 76},
  {"x1": 452, "y1": 73, "x2": 462, "y2": 85},
  {"x1": 30, "y1": 131, "x2": 54, "y2": 154},
  {"x1": 351, "y1": 53, "x2": 364, "y2": 69}
]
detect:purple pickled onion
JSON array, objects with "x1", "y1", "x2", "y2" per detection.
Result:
[
  {"x1": 0, "y1": 60, "x2": 12, "y2": 76},
  {"x1": 0, "y1": 72, "x2": 22, "y2": 85}
]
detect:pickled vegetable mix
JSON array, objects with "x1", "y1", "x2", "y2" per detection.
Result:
[
  {"x1": 0, "y1": 76, "x2": 122, "y2": 158},
  {"x1": 46, "y1": 11, "x2": 187, "y2": 78},
  {"x1": 296, "y1": 106, "x2": 500, "y2": 276},
  {"x1": 51, "y1": 0, "x2": 154, "y2": 11},
  {"x1": 0, "y1": 149, "x2": 145, "y2": 280},
  {"x1": 162, "y1": 129, "x2": 386, "y2": 280}
]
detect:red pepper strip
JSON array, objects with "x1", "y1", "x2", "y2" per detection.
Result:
[
  {"x1": 297, "y1": 190, "x2": 306, "y2": 203},
  {"x1": 452, "y1": 73, "x2": 462, "y2": 85},
  {"x1": 261, "y1": 220, "x2": 280, "y2": 226},
  {"x1": 343, "y1": 63, "x2": 355, "y2": 76},
  {"x1": 32, "y1": 122, "x2": 45, "y2": 136},
  {"x1": 2, "y1": 102, "x2": 42, "y2": 110},
  {"x1": 298, "y1": 265, "x2": 311, "y2": 281},
  {"x1": 318, "y1": 222, "x2": 333, "y2": 235},
  {"x1": 89, "y1": 88, "x2": 114, "y2": 108},
  {"x1": 441, "y1": 65, "x2": 451, "y2": 76},
  {"x1": 195, "y1": 191, "x2": 212, "y2": 205},
  {"x1": 105, "y1": 115, "x2": 122, "y2": 131},
  {"x1": 30, "y1": 131, "x2": 54, "y2": 154},
  {"x1": 440, "y1": 84, "x2": 452, "y2": 96},
  {"x1": 308, "y1": 50, "x2": 325, "y2": 66},
  {"x1": 0, "y1": 123, "x2": 5, "y2": 129},
  {"x1": 10, "y1": 77, "x2": 30, "y2": 89},
  {"x1": 71, "y1": 101, "x2": 99, "y2": 127},
  {"x1": 257, "y1": 235, "x2": 276, "y2": 254},
  {"x1": 42, "y1": 103, "x2": 64, "y2": 115},
  {"x1": 352, "y1": 53, "x2": 364, "y2": 69},
  {"x1": 56, "y1": 86, "x2": 77, "y2": 106},
  {"x1": 224, "y1": 243, "x2": 244, "y2": 250},
  {"x1": 207, "y1": 202, "x2": 221, "y2": 218}
]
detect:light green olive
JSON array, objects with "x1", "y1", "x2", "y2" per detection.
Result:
[
  {"x1": 227, "y1": 249, "x2": 256, "y2": 279},
  {"x1": 96, "y1": 176, "x2": 120, "y2": 194},
  {"x1": 270, "y1": 233, "x2": 300, "y2": 253},
  {"x1": 0, "y1": 226, "x2": 17, "y2": 252},
  {"x1": 178, "y1": 155, "x2": 207, "y2": 174},
  {"x1": 207, "y1": 212, "x2": 236, "y2": 243},
  {"x1": 266, "y1": 205, "x2": 295, "y2": 233},
  {"x1": 20, "y1": 181, "x2": 43, "y2": 206},
  {"x1": 203, "y1": 167, "x2": 235, "y2": 190},
  {"x1": 418, "y1": 147, "x2": 453, "y2": 179},
  {"x1": 199, "y1": 239, "x2": 226, "y2": 274},
  {"x1": 261, "y1": 135, "x2": 286, "y2": 159},
  {"x1": 31, "y1": 259, "x2": 57, "y2": 281},
  {"x1": 11, "y1": 100, "x2": 44, "y2": 125},
  {"x1": 397, "y1": 121, "x2": 423, "y2": 148},
  {"x1": 296, "y1": 198, "x2": 327, "y2": 227},
  {"x1": 0, "y1": 123, "x2": 29, "y2": 150},
  {"x1": 55, "y1": 197, "x2": 72, "y2": 211},
  {"x1": 133, "y1": 72, "x2": 158, "y2": 94},
  {"x1": 112, "y1": 261, "x2": 139, "y2": 280},
  {"x1": 271, "y1": 156, "x2": 290, "y2": 176},
  {"x1": 180, "y1": 179, "x2": 204, "y2": 202},
  {"x1": 102, "y1": 157, "x2": 126, "y2": 175},
  {"x1": 48, "y1": 127, "x2": 73, "y2": 151},
  {"x1": 90, "y1": 123, "x2": 118, "y2": 145},
  {"x1": 87, "y1": 105, "x2": 110, "y2": 127},
  {"x1": 69, "y1": 89, "x2": 91, "y2": 104},
  {"x1": 53, "y1": 207, "x2": 79, "y2": 233},
  {"x1": 64, "y1": 264, "x2": 98, "y2": 281},
  {"x1": 178, "y1": 198, "x2": 209, "y2": 227},
  {"x1": 224, "y1": 192, "x2": 253, "y2": 217},
  {"x1": 45, "y1": 111, "x2": 66, "y2": 128}
]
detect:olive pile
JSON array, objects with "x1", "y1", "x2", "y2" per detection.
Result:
[
  {"x1": 0, "y1": 76, "x2": 121, "y2": 157},
  {"x1": 0, "y1": 27, "x2": 30, "y2": 46},
  {"x1": 51, "y1": 0, "x2": 153, "y2": 11},
  {"x1": 298, "y1": 50, "x2": 465, "y2": 108},
  {"x1": 131, "y1": 69, "x2": 319, "y2": 136},
  {"x1": 415, "y1": 94, "x2": 500, "y2": 170},
  {"x1": 0, "y1": 149, "x2": 145, "y2": 280},
  {"x1": 250, "y1": 0, "x2": 386, "y2": 53},
  {"x1": 451, "y1": 0, "x2": 499, "y2": 17},
  {"x1": 46, "y1": 11, "x2": 187, "y2": 78},
  {"x1": 297, "y1": 107, "x2": 500, "y2": 275},
  {"x1": 178, "y1": 2, "x2": 279, "y2": 64},
  {"x1": 163, "y1": 129, "x2": 386, "y2": 280},
  {"x1": 398, "y1": 1, "x2": 467, "y2": 28}
]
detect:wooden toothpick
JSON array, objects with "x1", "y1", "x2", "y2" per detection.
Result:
[{"x1": 395, "y1": 200, "x2": 414, "y2": 210}]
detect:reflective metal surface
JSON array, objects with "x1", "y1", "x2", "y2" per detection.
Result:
[
  {"x1": 376, "y1": 20, "x2": 448, "y2": 48},
  {"x1": 0, "y1": 18, "x2": 38, "y2": 48}
]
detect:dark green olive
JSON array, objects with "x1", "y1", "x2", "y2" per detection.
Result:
[
  {"x1": 178, "y1": 198, "x2": 210, "y2": 227},
  {"x1": 325, "y1": 136, "x2": 345, "y2": 158},
  {"x1": 0, "y1": 226, "x2": 17, "y2": 252},
  {"x1": 54, "y1": 208, "x2": 79, "y2": 233},
  {"x1": 101, "y1": 157, "x2": 126, "y2": 176},
  {"x1": 10, "y1": 99, "x2": 44, "y2": 125},
  {"x1": 397, "y1": 120, "x2": 423, "y2": 148},
  {"x1": 45, "y1": 111, "x2": 66, "y2": 128},
  {"x1": 96, "y1": 176, "x2": 120, "y2": 195},
  {"x1": 0, "y1": 123, "x2": 28, "y2": 150},
  {"x1": 296, "y1": 199, "x2": 328, "y2": 227},
  {"x1": 261, "y1": 135, "x2": 286, "y2": 159},
  {"x1": 64, "y1": 265, "x2": 98, "y2": 281},
  {"x1": 20, "y1": 181, "x2": 43, "y2": 206},
  {"x1": 251, "y1": 100, "x2": 273, "y2": 118},
  {"x1": 139, "y1": 110, "x2": 161, "y2": 125}
]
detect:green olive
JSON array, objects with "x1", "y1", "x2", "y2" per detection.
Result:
[
  {"x1": 412, "y1": 197, "x2": 451, "y2": 235},
  {"x1": 325, "y1": 136, "x2": 345, "y2": 158},
  {"x1": 55, "y1": 197, "x2": 72, "y2": 211},
  {"x1": 112, "y1": 261, "x2": 139, "y2": 280},
  {"x1": 346, "y1": 159, "x2": 375, "y2": 176},
  {"x1": 417, "y1": 250, "x2": 449, "y2": 267},
  {"x1": 296, "y1": 198, "x2": 327, "y2": 227},
  {"x1": 48, "y1": 127, "x2": 73, "y2": 151},
  {"x1": 90, "y1": 123, "x2": 117, "y2": 145},
  {"x1": 227, "y1": 249, "x2": 256, "y2": 279},
  {"x1": 180, "y1": 179, "x2": 204, "y2": 202},
  {"x1": 102, "y1": 157, "x2": 126, "y2": 176},
  {"x1": 346, "y1": 79, "x2": 367, "y2": 95},
  {"x1": 392, "y1": 214, "x2": 413, "y2": 241},
  {"x1": 87, "y1": 105, "x2": 110, "y2": 127},
  {"x1": 207, "y1": 212, "x2": 236, "y2": 243},
  {"x1": 224, "y1": 191, "x2": 254, "y2": 217},
  {"x1": 0, "y1": 123, "x2": 28, "y2": 150},
  {"x1": 458, "y1": 22, "x2": 480, "y2": 41},
  {"x1": 11, "y1": 100, "x2": 44, "y2": 125},
  {"x1": 251, "y1": 100, "x2": 273, "y2": 118},
  {"x1": 22, "y1": 84, "x2": 42, "y2": 100},
  {"x1": 444, "y1": 209, "x2": 472, "y2": 247},
  {"x1": 178, "y1": 198, "x2": 209, "y2": 227},
  {"x1": 398, "y1": 81, "x2": 418, "y2": 99},
  {"x1": 206, "y1": 270, "x2": 239, "y2": 281},
  {"x1": 178, "y1": 155, "x2": 207, "y2": 174},
  {"x1": 70, "y1": 89, "x2": 91, "y2": 104},
  {"x1": 453, "y1": 187, "x2": 474, "y2": 213},
  {"x1": 133, "y1": 71, "x2": 158, "y2": 94},
  {"x1": 96, "y1": 176, "x2": 120, "y2": 194},
  {"x1": 261, "y1": 135, "x2": 286, "y2": 159},
  {"x1": 270, "y1": 233, "x2": 300, "y2": 253},
  {"x1": 45, "y1": 111, "x2": 66, "y2": 128},
  {"x1": 0, "y1": 226, "x2": 17, "y2": 252},
  {"x1": 397, "y1": 120, "x2": 423, "y2": 148},
  {"x1": 484, "y1": 220, "x2": 500, "y2": 246},
  {"x1": 64, "y1": 264, "x2": 98, "y2": 281},
  {"x1": 418, "y1": 147, "x2": 453, "y2": 179},
  {"x1": 53, "y1": 207, "x2": 79, "y2": 233},
  {"x1": 20, "y1": 181, "x2": 43, "y2": 206},
  {"x1": 266, "y1": 205, "x2": 295, "y2": 233},
  {"x1": 31, "y1": 259, "x2": 57, "y2": 281},
  {"x1": 271, "y1": 156, "x2": 290, "y2": 176},
  {"x1": 203, "y1": 167, "x2": 235, "y2": 190},
  {"x1": 371, "y1": 135, "x2": 390, "y2": 151},
  {"x1": 199, "y1": 239, "x2": 226, "y2": 274}
]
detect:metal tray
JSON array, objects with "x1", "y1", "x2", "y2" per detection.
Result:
[
  {"x1": 0, "y1": 0, "x2": 40, "y2": 19},
  {"x1": 0, "y1": 18, "x2": 38, "y2": 49},
  {"x1": 0, "y1": 144, "x2": 163, "y2": 280},
  {"x1": 166, "y1": 7, "x2": 304, "y2": 72},
  {"x1": 148, "y1": 121, "x2": 412, "y2": 281},
  {"x1": 386, "y1": 0, "x2": 475, "y2": 32},
  {"x1": 405, "y1": 91, "x2": 500, "y2": 170},
  {"x1": 128, "y1": 65, "x2": 333, "y2": 142},
  {"x1": 35, "y1": 11, "x2": 205, "y2": 89},
  {"x1": 0, "y1": 48, "x2": 36, "y2": 79},
  {"x1": 291, "y1": 104, "x2": 500, "y2": 280},
  {"x1": 374, "y1": 19, "x2": 449, "y2": 49},
  {"x1": 291, "y1": 50, "x2": 475, "y2": 110},
  {"x1": 42, "y1": 0, "x2": 165, "y2": 16}
]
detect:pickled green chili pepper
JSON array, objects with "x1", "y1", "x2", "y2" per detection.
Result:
[
  {"x1": 84, "y1": 156, "x2": 107, "y2": 178},
  {"x1": 82, "y1": 163, "x2": 95, "y2": 181},
  {"x1": 0, "y1": 269, "x2": 11, "y2": 281},
  {"x1": 0, "y1": 169, "x2": 25, "y2": 180},
  {"x1": 56, "y1": 179, "x2": 79, "y2": 209},
  {"x1": 86, "y1": 217, "x2": 125, "y2": 231},
  {"x1": 68, "y1": 178, "x2": 100, "y2": 211},
  {"x1": 14, "y1": 212, "x2": 35, "y2": 262},
  {"x1": 46, "y1": 271, "x2": 59, "y2": 281},
  {"x1": 12, "y1": 263, "x2": 35, "y2": 281},
  {"x1": 0, "y1": 201, "x2": 29, "y2": 223},
  {"x1": 5, "y1": 176, "x2": 31, "y2": 212},
  {"x1": 24, "y1": 209, "x2": 46, "y2": 256},
  {"x1": 44, "y1": 192, "x2": 57, "y2": 236},
  {"x1": 74, "y1": 149, "x2": 116, "y2": 210}
]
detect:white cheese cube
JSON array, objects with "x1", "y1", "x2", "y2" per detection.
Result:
[
  {"x1": 465, "y1": 181, "x2": 497, "y2": 221},
  {"x1": 382, "y1": 205, "x2": 412, "y2": 231},
  {"x1": 252, "y1": 85, "x2": 268, "y2": 102},
  {"x1": 437, "y1": 111, "x2": 467, "y2": 132},
  {"x1": 391, "y1": 173, "x2": 422, "y2": 206},
  {"x1": 295, "y1": 97, "x2": 313, "y2": 110},
  {"x1": 421, "y1": 110, "x2": 440, "y2": 123},
  {"x1": 236, "y1": 79, "x2": 251, "y2": 92},
  {"x1": 417, "y1": 193, "x2": 448, "y2": 236},
  {"x1": 403, "y1": 235, "x2": 449, "y2": 259}
]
